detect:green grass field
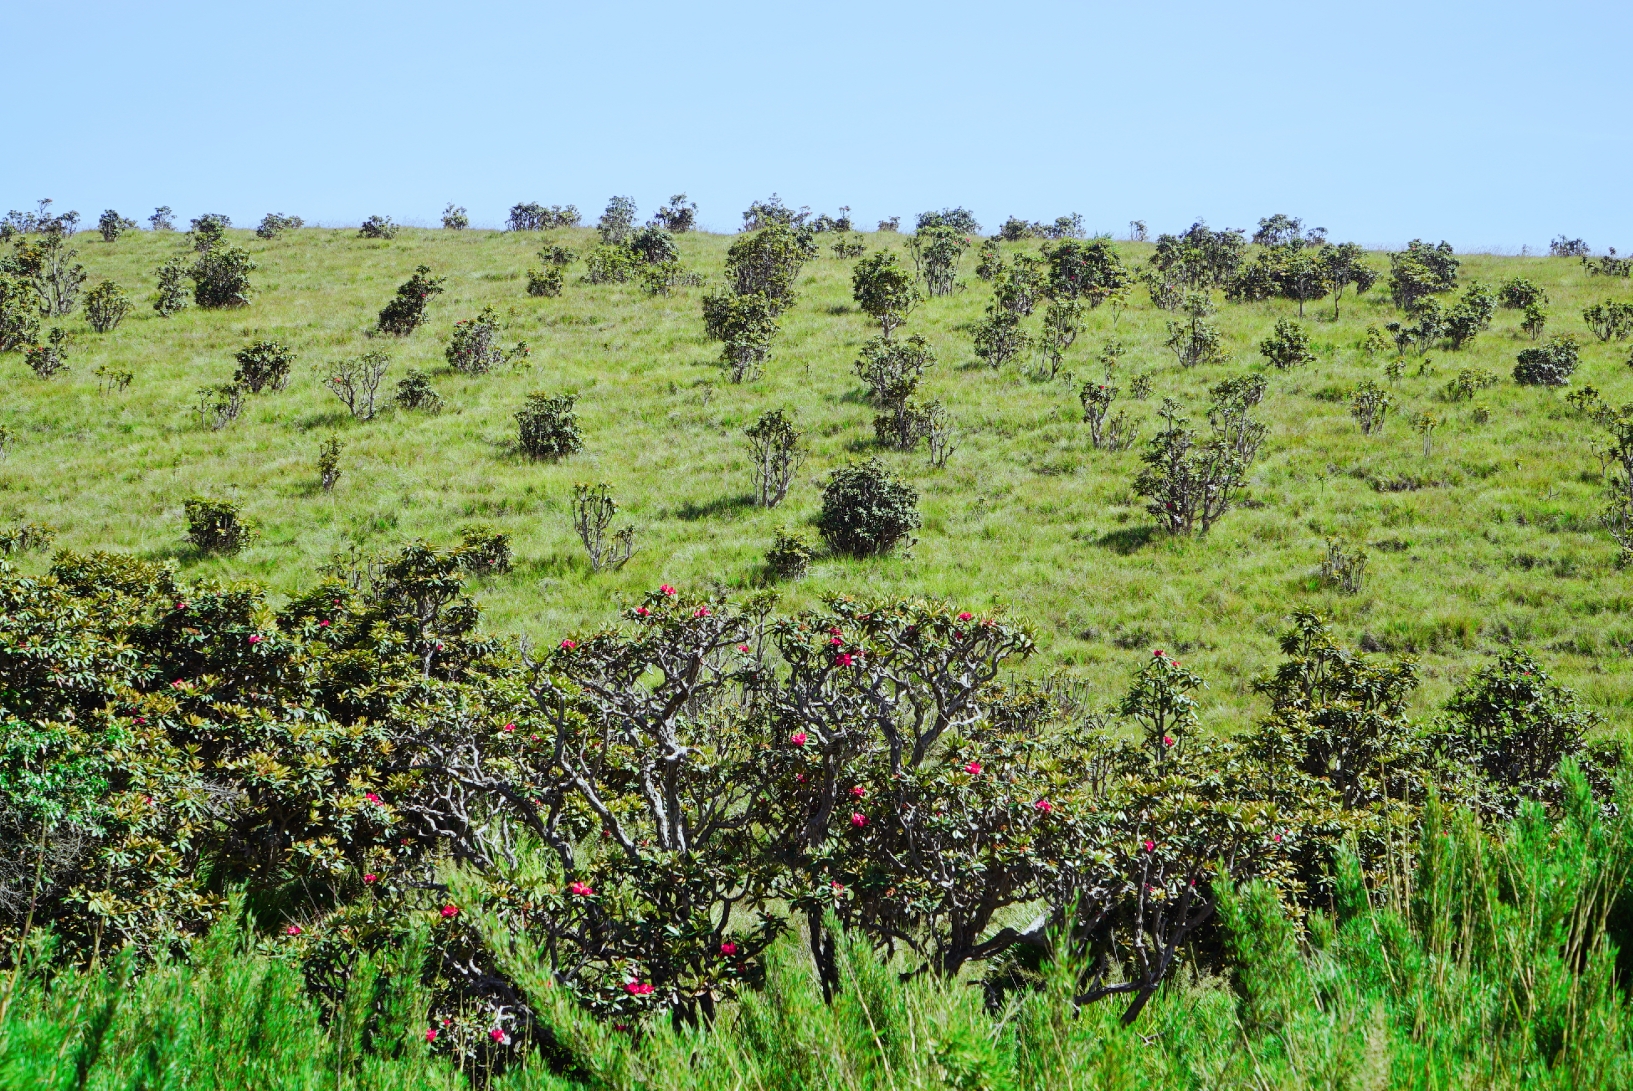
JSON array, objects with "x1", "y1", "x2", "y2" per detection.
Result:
[{"x1": 6, "y1": 224, "x2": 1633, "y2": 728}]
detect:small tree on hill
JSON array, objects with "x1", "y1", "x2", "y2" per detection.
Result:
[
  {"x1": 1043, "y1": 238, "x2": 1131, "y2": 304},
  {"x1": 1259, "y1": 318, "x2": 1312, "y2": 368},
  {"x1": 744, "y1": 409, "x2": 805, "y2": 508},
  {"x1": 597, "y1": 196, "x2": 638, "y2": 244},
  {"x1": 97, "y1": 210, "x2": 137, "y2": 242},
  {"x1": 653, "y1": 194, "x2": 697, "y2": 233},
  {"x1": 1135, "y1": 399, "x2": 1250, "y2": 535},
  {"x1": 702, "y1": 290, "x2": 779, "y2": 382},
  {"x1": 190, "y1": 245, "x2": 254, "y2": 308},
  {"x1": 724, "y1": 224, "x2": 814, "y2": 313},
  {"x1": 516, "y1": 392, "x2": 583, "y2": 459},
  {"x1": 973, "y1": 306, "x2": 1028, "y2": 370},
  {"x1": 152, "y1": 256, "x2": 189, "y2": 317},
  {"x1": 1514, "y1": 336, "x2": 1579, "y2": 386},
  {"x1": 818, "y1": 459, "x2": 920, "y2": 556},
  {"x1": 1318, "y1": 242, "x2": 1378, "y2": 319},
  {"x1": 909, "y1": 224, "x2": 970, "y2": 297},
  {"x1": 441, "y1": 204, "x2": 469, "y2": 230},
  {"x1": 1166, "y1": 293, "x2": 1230, "y2": 368},
  {"x1": 83, "y1": 280, "x2": 133, "y2": 332},
  {"x1": 1387, "y1": 239, "x2": 1459, "y2": 311},
  {"x1": 233, "y1": 340, "x2": 295, "y2": 392},
  {"x1": 851, "y1": 250, "x2": 917, "y2": 337},
  {"x1": 377, "y1": 265, "x2": 445, "y2": 335}
]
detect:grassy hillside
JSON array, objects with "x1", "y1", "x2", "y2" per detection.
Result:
[{"x1": 5, "y1": 223, "x2": 1632, "y2": 727}]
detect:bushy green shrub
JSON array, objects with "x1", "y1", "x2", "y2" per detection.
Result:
[
  {"x1": 233, "y1": 339, "x2": 295, "y2": 392},
  {"x1": 195, "y1": 381, "x2": 244, "y2": 429},
  {"x1": 441, "y1": 203, "x2": 469, "y2": 230},
  {"x1": 190, "y1": 245, "x2": 255, "y2": 308},
  {"x1": 317, "y1": 437, "x2": 342, "y2": 491},
  {"x1": 25, "y1": 327, "x2": 69, "y2": 378},
  {"x1": 83, "y1": 279, "x2": 133, "y2": 332},
  {"x1": 1152, "y1": 220, "x2": 1246, "y2": 289},
  {"x1": 508, "y1": 202, "x2": 579, "y2": 230},
  {"x1": 725, "y1": 224, "x2": 815, "y2": 311},
  {"x1": 1514, "y1": 335, "x2": 1579, "y2": 386},
  {"x1": 583, "y1": 244, "x2": 639, "y2": 284},
  {"x1": 184, "y1": 496, "x2": 254, "y2": 552},
  {"x1": 652, "y1": 193, "x2": 697, "y2": 232},
  {"x1": 1499, "y1": 276, "x2": 1546, "y2": 309},
  {"x1": 908, "y1": 224, "x2": 970, "y2": 297},
  {"x1": 745, "y1": 408, "x2": 805, "y2": 507},
  {"x1": 516, "y1": 391, "x2": 582, "y2": 459},
  {"x1": 597, "y1": 196, "x2": 638, "y2": 244},
  {"x1": 742, "y1": 193, "x2": 808, "y2": 230},
  {"x1": 0, "y1": 520, "x2": 54, "y2": 553},
  {"x1": 916, "y1": 207, "x2": 980, "y2": 233},
  {"x1": 1387, "y1": 238, "x2": 1459, "y2": 310},
  {"x1": 445, "y1": 306, "x2": 527, "y2": 374},
  {"x1": 1583, "y1": 299, "x2": 1633, "y2": 341},
  {"x1": 0, "y1": 272, "x2": 38, "y2": 350},
  {"x1": 629, "y1": 225, "x2": 678, "y2": 265},
  {"x1": 394, "y1": 369, "x2": 442, "y2": 412},
  {"x1": 6, "y1": 231, "x2": 86, "y2": 315},
  {"x1": 1350, "y1": 380, "x2": 1392, "y2": 434},
  {"x1": 376, "y1": 264, "x2": 444, "y2": 334},
  {"x1": 256, "y1": 212, "x2": 304, "y2": 238},
  {"x1": 188, "y1": 213, "x2": 230, "y2": 250},
  {"x1": 1135, "y1": 398, "x2": 1253, "y2": 534},
  {"x1": 817, "y1": 458, "x2": 920, "y2": 556},
  {"x1": 358, "y1": 215, "x2": 398, "y2": 239},
  {"x1": 457, "y1": 524, "x2": 512, "y2": 574},
  {"x1": 1259, "y1": 318, "x2": 1312, "y2": 368},
  {"x1": 1164, "y1": 293, "x2": 1229, "y2": 368},
  {"x1": 97, "y1": 209, "x2": 137, "y2": 241},
  {"x1": 1443, "y1": 282, "x2": 1496, "y2": 349},
  {"x1": 148, "y1": 205, "x2": 175, "y2": 230},
  {"x1": 765, "y1": 529, "x2": 813, "y2": 579},
  {"x1": 702, "y1": 290, "x2": 779, "y2": 382},
  {"x1": 973, "y1": 306, "x2": 1028, "y2": 369},
  {"x1": 152, "y1": 254, "x2": 189, "y2": 316},
  {"x1": 850, "y1": 250, "x2": 917, "y2": 337}
]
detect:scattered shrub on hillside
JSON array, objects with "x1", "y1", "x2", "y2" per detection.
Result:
[
  {"x1": 441, "y1": 203, "x2": 469, "y2": 230},
  {"x1": 994, "y1": 254, "x2": 1045, "y2": 317},
  {"x1": 95, "y1": 364, "x2": 133, "y2": 393},
  {"x1": 809, "y1": 206, "x2": 853, "y2": 233},
  {"x1": 1414, "y1": 410, "x2": 1439, "y2": 456},
  {"x1": 1522, "y1": 301, "x2": 1548, "y2": 340},
  {"x1": 0, "y1": 425, "x2": 12, "y2": 459},
  {"x1": 916, "y1": 207, "x2": 981, "y2": 234},
  {"x1": 765, "y1": 529, "x2": 813, "y2": 579},
  {"x1": 25, "y1": 327, "x2": 69, "y2": 378},
  {"x1": 0, "y1": 520, "x2": 54, "y2": 554},
  {"x1": 152, "y1": 255, "x2": 190, "y2": 316},
  {"x1": 850, "y1": 249, "x2": 917, "y2": 337},
  {"x1": 1319, "y1": 538, "x2": 1367, "y2": 594},
  {"x1": 1136, "y1": 398, "x2": 1253, "y2": 535},
  {"x1": 745, "y1": 409, "x2": 805, "y2": 508},
  {"x1": 358, "y1": 215, "x2": 398, "y2": 239},
  {"x1": 582, "y1": 244, "x2": 639, "y2": 284},
  {"x1": 1259, "y1": 318, "x2": 1312, "y2": 368},
  {"x1": 1151, "y1": 221, "x2": 1246, "y2": 289},
  {"x1": 255, "y1": 213, "x2": 304, "y2": 239},
  {"x1": 148, "y1": 205, "x2": 175, "y2": 231},
  {"x1": 0, "y1": 272, "x2": 39, "y2": 350},
  {"x1": 817, "y1": 458, "x2": 920, "y2": 556},
  {"x1": 1042, "y1": 237, "x2": 1131, "y2": 306},
  {"x1": 628, "y1": 225, "x2": 678, "y2": 265},
  {"x1": 1130, "y1": 218, "x2": 1149, "y2": 241},
  {"x1": 1361, "y1": 324, "x2": 1391, "y2": 356},
  {"x1": 1443, "y1": 283, "x2": 1497, "y2": 349},
  {"x1": 1081, "y1": 380, "x2": 1119, "y2": 448},
  {"x1": 597, "y1": 196, "x2": 638, "y2": 245},
  {"x1": 1387, "y1": 239, "x2": 1459, "y2": 310},
  {"x1": 97, "y1": 209, "x2": 137, "y2": 241},
  {"x1": 725, "y1": 224, "x2": 815, "y2": 312},
  {"x1": 1350, "y1": 380, "x2": 1392, "y2": 435},
  {"x1": 508, "y1": 202, "x2": 579, "y2": 231},
  {"x1": 638, "y1": 260, "x2": 703, "y2": 296},
  {"x1": 855, "y1": 333, "x2": 934, "y2": 410},
  {"x1": 1597, "y1": 404, "x2": 1633, "y2": 563},
  {"x1": 1446, "y1": 367, "x2": 1499, "y2": 401},
  {"x1": 1165, "y1": 292, "x2": 1229, "y2": 368},
  {"x1": 742, "y1": 194, "x2": 809, "y2": 231},
  {"x1": 1129, "y1": 371, "x2": 1152, "y2": 399},
  {"x1": 923, "y1": 401, "x2": 956, "y2": 467},
  {"x1": 446, "y1": 306, "x2": 528, "y2": 374},
  {"x1": 1582, "y1": 249, "x2": 1632, "y2": 277},
  {"x1": 233, "y1": 339, "x2": 295, "y2": 393},
  {"x1": 1514, "y1": 336, "x2": 1579, "y2": 386},
  {"x1": 188, "y1": 214, "x2": 230, "y2": 250},
  {"x1": 1499, "y1": 276, "x2": 1546, "y2": 309},
  {"x1": 393, "y1": 369, "x2": 441, "y2": 412},
  {"x1": 376, "y1": 264, "x2": 444, "y2": 334},
  {"x1": 908, "y1": 224, "x2": 970, "y2": 297},
  {"x1": 195, "y1": 381, "x2": 244, "y2": 430},
  {"x1": 703, "y1": 290, "x2": 779, "y2": 382},
  {"x1": 457, "y1": 524, "x2": 512, "y2": 575},
  {"x1": 1550, "y1": 235, "x2": 1590, "y2": 258},
  {"x1": 1318, "y1": 241, "x2": 1379, "y2": 318},
  {"x1": 830, "y1": 233, "x2": 864, "y2": 258},
  {"x1": 526, "y1": 264, "x2": 564, "y2": 297},
  {"x1": 317, "y1": 438, "x2": 342, "y2": 491},
  {"x1": 1209, "y1": 373, "x2": 1269, "y2": 465},
  {"x1": 973, "y1": 307, "x2": 1028, "y2": 370},
  {"x1": 516, "y1": 391, "x2": 582, "y2": 459},
  {"x1": 652, "y1": 193, "x2": 697, "y2": 233},
  {"x1": 1565, "y1": 385, "x2": 1604, "y2": 419},
  {"x1": 323, "y1": 351, "x2": 389, "y2": 420},
  {"x1": 974, "y1": 237, "x2": 1003, "y2": 280},
  {"x1": 1035, "y1": 297, "x2": 1082, "y2": 380},
  {"x1": 184, "y1": 496, "x2": 254, "y2": 553},
  {"x1": 1583, "y1": 300, "x2": 1633, "y2": 342},
  {"x1": 571, "y1": 482, "x2": 636, "y2": 572},
  {"x1": 83, "y1": 279, "x2": 133, "y2": 332},
  {"x1": 190, "y1": 245, "x2": 255, "y2": 308},
  {"x1": 6, "y1": 231, "x2": 87, "y2": 315},
  {"x1": 0, "y1": 198, "x2": 80, "y2": 237}
]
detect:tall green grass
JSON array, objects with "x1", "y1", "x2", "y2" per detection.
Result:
[{"x1": 9, "y1": 769, "x2": 1633, "y2": 1089}]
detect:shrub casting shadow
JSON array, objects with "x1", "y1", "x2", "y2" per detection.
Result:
[
  {"x1": 673, "y1": 494, "x2": 756, "y2": 522},
  {"x1": 1096, "y1": 525, "x2": 1158, "y2": 554}
]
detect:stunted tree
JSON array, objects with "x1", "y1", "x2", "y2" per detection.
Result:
[
  {"x1": 1043, "y1": 238, "x2": 1131, "y2": 304},
  {"x1": 597, "y1": 196, "x2": 638, "y2": 244},
  {"x1": 1260, "y1": 318, "x2": 1313, "y2": 368},
  {"x1": 1318, "y1": 242, "x2": 1378, "y2": 319},
  {"x1": 744, "y1": 409, "x2": 805, "y2": 508},
  {"x1": 1387, "y1": 239, "x2": 1459, "y2": 311},
  {"x1": 724, "y1": 224, "x2": 815, "y2": 313},
  {"x1": 1151, "y1": 221, "x2": 1246, "y2": 289},
  {"x1": 1165, "y1": 293, "x2": 1230, "y2": 368},
  {"x1": 702, "y1": 290, "x2": 779, "y2": 382},
  {"x1": 1135, "y1": 398, "x2": 1252, "y2": 535},
  {"x1": 909, "y1": 224, "x2": 970, "y2": 297},
  {"x1": 850, "y1": 250, "x2": 917, "y2": 337}
]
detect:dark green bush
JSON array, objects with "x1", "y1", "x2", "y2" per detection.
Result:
[
  {"x1": 97, "y1": 209, "x2": 137, "y2": 241},
  {"x1": 441, "y1": 202, "x2": 469, "y2": 230},
  {"x1": 84, "y1": 280, "x2": 133, "y2": 332},
  {"x1": 1259, "y1": 318, "x2": 1312, "y2": 368},
  {"x1": 516, "y1": 391, "x2": 582, "y2": 459},
  {"x1": 597, "y1": 196, "x2": 638, "y2": 244},
  {"x1": 233, "y1": 339, "x2": 295, "y2": 393},
  {"x1": 765, "y1": 529, "x2": 813, "y2": 579},
  {"x1": 0, "y1": 272, "x2": 38, "y2": 350},
  {"x1": 446, "y1": 306, "x2": 527, "y2": 374},
  {"x1": 358, "y1": 215, "x2": 398, "y2": 239},
  {"x1": 1514, "y1": 335, "x2": 1579, "y2": 386},
  {"x1": 25, "y1": 327, "x2": 69, "y2": 378},
  {"x1": 190, "y1": 245, "x2": 255, "y2": 308},
  {"x1": 457, "y1": 524, "x2": 512, "y2": 574},
  {"x1": 817, "y1": 458, "x2": 920, "y2": 556},
  {"x1": 188, "y1": 213, "x2": 230, "y2": 250},
  {"x1": 394, "y1": 369, "x2": 442, "y2": 412},
  {"x1": 317, "y1": 437, "x2": 342, "y2": 491},
  {"x1": 184, "y1": 496, "x2": 254, "y2": 552},
  {"x1": 256, "y1": 212, "x2": 304, "y2": 239},
  {"x1": 376, "y1": 264, "x2": 444, "y2": 335},
  {"x1": 152, "y1": 255, "x2": 189, "y2": 316}
]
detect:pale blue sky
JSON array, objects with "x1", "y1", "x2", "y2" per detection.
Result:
[{"x1": 6, "y1": 0, "x2": 1628, "y2": 250}]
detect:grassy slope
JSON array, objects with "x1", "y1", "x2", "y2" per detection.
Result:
[{"x1": 5, "y1": 225, "x2": 1632, "y2": 729}]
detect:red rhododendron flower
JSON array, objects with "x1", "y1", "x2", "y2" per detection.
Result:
[
  {"x1": 829, "y1": 636, "x2": 844, "y2": 646},
  {"x1": 1162, "y1": 735, "x2": 1175, "y2": 748},
  {"x1": 850, "y1": 785, "x2": 865, "y2": 797},
  {"x1": 560, "y1": 639, "x2": 577, "y2": 649},
  {"x1": 1142, "y1": 840, "x2": 1155, "y2": 853},
  {"x1": 286, "y1": 924, "x2": 303, "y2": 936},
  {"x1": 851, "y1": 812, "x2": 867, "y2": 828},
  {"x1": 441, "y1": 904, "x2": 459, "y2": 918},
  {"x1": 625, "y1": 982, "x2": 655, "y2": 995},
  {"x1": 366, "y1": 792, "x2": 381, "y2": 804},
  {"x1": 489, "y1": 1028, "x2": 506, "y2": 1042},
  {"x1": 1034, "y1": 799, "x2": 1054, "y2": 813},
  {"x1": 247, "y1": 634, "x2": 262, "y2": 644},
  {"x1": 660, "y1": 584, "x2": 676, "y2": 596},
  {"x1": 694, "y1": 606, "x2": 710, "y2": 617},
  {"x1": 363, "y1": 873, "x2": 377, "y2": 884},
  {"x1": 502, "y1": 723, "x2": 515, "y2": 732},
  {"x1": 738, "y1": 644, "x2": 751, "y2": 653},
  {"x1": 958, "y1": 612, "x2": 973, "y2": 621},
  {"x1": 835, "y1": 653, "x2": 854, "y2": 666},
  {"x1": 635, "y1": 606, "x2": 650, "y2": 617},
  {"x1": 964, "y1": 761, "x2": 982, "y2": 776},
  {"x1": 1152, "y1": 649, "x2": 1163, "y2": 657},
  {"x1": 790, "y1": 732, "x2": 807, "y2": 747},
  {"x1": 570, "y1": 881, "x2": 594, "y2": 897},
  {"x1": 425, "y1": 1028, "x2": 437, "y2": 1042},
  {"x1": 319, "y1": 619, "x2": 331, "y2": 627},
  {"x1": 719, "y1": 942, "x2": 737, "y2": 956},
  {"x1": 1272, "y1": 832, "x2": 1283, "y2": 843}
]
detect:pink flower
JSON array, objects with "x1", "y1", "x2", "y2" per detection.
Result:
[
  {"x1": 850, "y1": 785, "x2": 866, "y2": 798},
  {"x1": 828, "y1": 626, "x2": 843, "y2": 636},
  {"x1": 1142, "y1": 840, "x2": 1155, "y2": 853},
  {"x1": 795, "y1": 773, "x2": 807, "y2": 783},
  {"x1": 286, "y1": 925, "x2": 302, "y2": 936},
  {"x1": 171, "y1": 680, "x2": 184, "y2": 689},
  {"x1": 175, "y1": 601, "x2": 188, "y2": 611},
  {"x1": 569, "y1": 881, "x2": 594, "y2": 897},
  {"x1": 135, "y1": 717, "x2": 146, "y2": 724},
  {"x1": 435, "y1": 643, "x2": 445, "y2": 651},
  {"x1": 790, "y1": 732, "x2": 807, "y2": 747},
  {"x1": 363, "y1": 873, "x2": 377, "y2": 884},
  {"x1": 635, "y1": 606, "x2": 650, "y2": 617},
  {"x1": 1272, "y1": 832, "x2": 1283, "y2": 843},
  {"x1": 720, "y1": 941, "x2": 738, "y2": 956},
  {"x1": 694, "y1": 606, "x2": 710, "y2": 618},
  {"x1": 247, "y1": 634, "x2": 262, "y2": 644},
  {"x1": 1162, "y1": 735, "x2": 1175, "y2": 748},
  {"x1": 318, "y1": 619, "x2": 331, "y2": 627},
  {"x1": 502, "y1": 723, "x2": 515, "y2": 733},
  {"x1": 489, "y1": 1028, "x2": 506, "y2": 1043},
  {"x1": 660, "y1": 584, "x2": 677, "y2": 596},
  {"x1": 425, "y1": 1028, "x2": 438, "y2": 1042},
  {"x1": 1034, "y1": 799, "x2": 1054, "y2": 813},
  {"x1": 366, "y1": 792, "x2": 381, "y2": 804},
  {"x1": 851, "y1": 812, "x2": 867, "y2": 828},
  {"x1": 625, "y1": 982, "x2": 654, "y2": 995},
  {"x1": 1152, "y1": 649, "x2": 1163, "y2": 657},
  {"x1": 829, "y1": 636, "x2": 844, "y2": 646},
  {"x1": 738, "y1": 644, "x2": 751, "y2": 653},
  {"x1": 958, "y1": 612, "x2": 973, "y2": 622},
  {"x1": 831, "y1": 881, "x2": 846, "y2": 894},
  {"x1": 964, "y1": 761, "x2": 982, "y2": 776},
  {"x1": 835, "y1": 653, "x2": 854, "y2": 667},
  {"x1": 560, "y1": 639, "x2": 577, "y2": 649},
  {"x1": 440, "y1": 904, "x2": 459, "y2": 919}
]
